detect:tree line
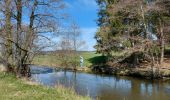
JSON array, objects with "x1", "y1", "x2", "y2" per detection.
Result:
[{"x1": 95, "y1": 0, "x2": 170, "y2": 67}]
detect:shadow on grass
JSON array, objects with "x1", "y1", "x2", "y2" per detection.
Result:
[
  {"x1": 88, "y1": 56, "x2": 108, "y2": 65},
  {"x1": 165, "y1": 49, "x2": 170, "y2": 56},
  {"x1": 88, "y1": 56, "x2": 115, "y2": 74}
]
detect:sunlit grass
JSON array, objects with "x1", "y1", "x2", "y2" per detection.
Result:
[
  {"x1": 0, "y1": 72, "x2": 90, "y2": 100},
  {"x1": 79, "y1": 51, "x2": 101, "y2": 67}
]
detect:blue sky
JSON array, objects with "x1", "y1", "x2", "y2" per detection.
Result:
[{"x1": 64, "y1": 0, "x2": 98, "y2": 51}]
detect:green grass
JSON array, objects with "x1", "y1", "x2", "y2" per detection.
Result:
[
  {"x1": 79, "y1": 51, "x2": 102, "y2": 67},
  {"x1": 165, "y1": 45, "x2": 170, "y2": 55},
  {"x1": 33, "y1": 51, "x2": 102, "y2": 67},
  {"x1": 0, "y1": 72, "x2": 90, "y2": 100},
  {"x1": 33, "y1": 54, "x2": 59, "y2": 67}
]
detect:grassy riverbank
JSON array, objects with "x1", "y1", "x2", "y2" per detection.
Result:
[
  {"x1": 33, "y1": 51, "x2": 170, "y2": 79},
  {"x1": 0, "y1": 72, "x2": 90, "y2": 100}
]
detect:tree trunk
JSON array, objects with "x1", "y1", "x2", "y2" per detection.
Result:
[
  {"x1": 3, "y1": 0, "x2": 13, "y2": 72},
  {"x1": 15, "y1": 0, "x2": 31, "y2": 77},
  {"x1": 141, "y1": 5, "x2": 147, "y2": 39},
  {"x1": 159, "y1": 18, "x2": 164, "y2": 67}
]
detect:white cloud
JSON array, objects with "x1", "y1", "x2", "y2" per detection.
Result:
[
  {"x1": 81, "y1": 27, "x2": 97, "y2": 51},
  {"x1": 63, "y1": 0, "x2": 98, "y2": 51}
]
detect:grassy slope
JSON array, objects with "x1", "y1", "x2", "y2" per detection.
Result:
[
  {"x1": 0, "y1": 72, "x2": 90, "y2": 100},
  {"x1": 79, "y1": 51, "x2": 101, "y2": 67},
  {"x1": 33, "y1": 54, "x2": 58, "y2": 67},
  {"x1": 33, "y1": 51, "x2": 102, "y2": 67}
]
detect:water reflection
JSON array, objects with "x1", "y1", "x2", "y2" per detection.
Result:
[{"x1": 31, "y1": 67, "x2": 170, "y2": 100}]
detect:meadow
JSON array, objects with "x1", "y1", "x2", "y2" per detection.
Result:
[{"x1": 33, "y1": 51, "x2": 102, "y2": 68}]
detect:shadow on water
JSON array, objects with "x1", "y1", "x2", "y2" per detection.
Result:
[{"x1": 31, "y1": 66, "x2": 170, "y2": 100}]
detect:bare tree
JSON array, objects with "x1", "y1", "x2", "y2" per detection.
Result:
[
  {"x1": 0, "y1": 0, "x2": 65, "y2": 77},
  {"x1": 56, "y1": 21, "x2": 85, "y2": 70}
]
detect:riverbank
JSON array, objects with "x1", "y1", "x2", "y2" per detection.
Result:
[
  {"x1": 0, "y1": 72, "x2": 90, "y2": 100},
  {"x1": 31, "y1": 64, "x2": 170, "y2": 79},
  {"x1": 92, "y1": 64, "x2": 170, "y2": 79},
  {"x1": 30, "y1": 66, "x2": 170, "y2": 100},
  {"x1": 32, "y1": 51, "x2": 170, "y2": 79}
]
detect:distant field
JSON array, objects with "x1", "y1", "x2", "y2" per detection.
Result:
[
  {"x1": 31, "y1": 46, "x2": 170, "y2": 68},
  {"x1": 33, "y1": 51, "x2": 102, "y2": 67}
]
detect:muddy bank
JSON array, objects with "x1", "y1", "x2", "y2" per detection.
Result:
[{"x1": 91, "y1": 65, "x2": 170, "y2": 79}]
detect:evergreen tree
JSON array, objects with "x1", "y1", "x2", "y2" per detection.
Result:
[{"x1": 95, "y1": 0, "x2": 170, "y2": 66}]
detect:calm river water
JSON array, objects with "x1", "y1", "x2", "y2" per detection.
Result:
[{"x1": 31, "y1": 66, "x2": 170, "y2": 100}]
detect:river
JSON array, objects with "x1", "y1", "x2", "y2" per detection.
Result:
[{"x1": 31, "y1": 66, "x2": 170, "y2": 100}]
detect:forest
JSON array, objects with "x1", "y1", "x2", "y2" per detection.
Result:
[{"x1": 94, "y1": 0, "x2": 170, "y2": 78}]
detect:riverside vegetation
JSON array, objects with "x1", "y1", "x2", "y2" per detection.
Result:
[
  {"x1": 34, "y1": 0, "x2": 170, "y2": 79},
  {"x1": 0, "y1": 72, "x2": 90, "y2": 100},
  {"x1": 33, "y1": 51, "x2": 170, "y2": 79},
  {"x1": 0, "y1": 0, "x2": 90, "y2": 99},
  {"x1": 93, "y1": 0, "x2": 170, "y2": 79}
]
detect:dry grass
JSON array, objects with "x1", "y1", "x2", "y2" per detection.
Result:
[{"x1": 0, "y1": 64, "x2": 7, "y2": 72}]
